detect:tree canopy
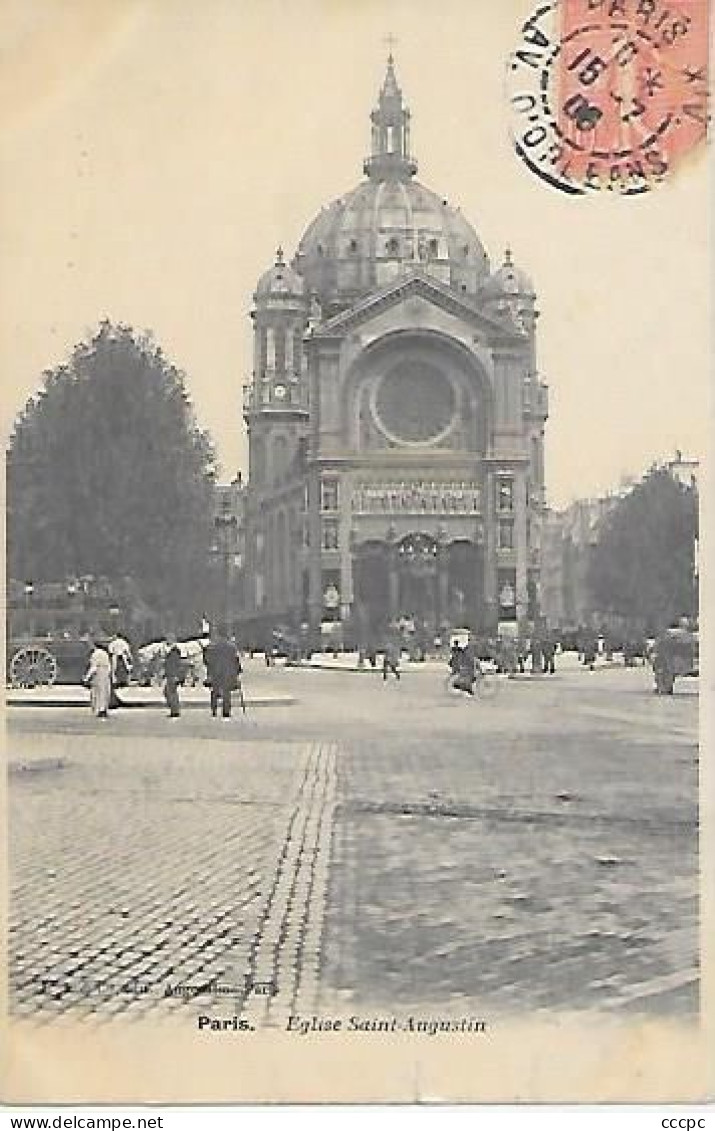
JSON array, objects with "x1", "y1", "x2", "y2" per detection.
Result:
[
  {"x1": 588, "y1": 468, "x2": 698, "y2": 631},
  {"x1": 7, "y1": 321, "x2": 218, "y2": 628}
]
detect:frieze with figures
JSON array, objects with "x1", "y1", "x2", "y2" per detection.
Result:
[{"x1": 352, "y1": 481, "x2": 480, "y2": 515}]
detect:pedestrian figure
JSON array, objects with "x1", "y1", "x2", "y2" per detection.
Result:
[
  {"x1": 163, "y1": 634, "x2": 183, "y2": 718},
  {"x1": 542, "y1": 633, "x2": 556, "y2": 675},
  {"x1": 530, "y1": 636, "x2": 544, "y2": 674},
  {"x1": 108, "y1": 631, "x2": 133, "y2": 708},
  {"x1": 497, "y1": 635, "x2": 518, "y2": 676},
  {"x1": 382, "y1": 628, "x2": 401, "y2": 681},
  {"x1": 108, "y1": 631, "x2": 132, "y2": 686},
  {"x1": 203, "y1": 626, "x2": 242, "y2": 717},
  {"x1": 453, "y1": 637, "x2": 481, "y2": 695},
  {"x1": 447, "y1": 641, "x2": 463, "y2": 676},
  {"x1": 84, "y1": 642, "x2": 112, "y2": 718},
  {"x1": 299, "y1": 622, "x2": 311, "y2": 662},
  {"x1": 581, "y1": 629, "x2": 597, "y2": 670}
]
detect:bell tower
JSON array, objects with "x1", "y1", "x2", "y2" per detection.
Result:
[
  {"x1": 244, "y1": 248, "x2": 309, "y2": 487},
  {"x1": 243, "y1": 249, "x2": 310, "y2": 621}
]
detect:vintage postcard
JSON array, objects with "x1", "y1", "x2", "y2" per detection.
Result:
[{"x1": 1, "y1": 0, "x2": 712, "y2": 1105}]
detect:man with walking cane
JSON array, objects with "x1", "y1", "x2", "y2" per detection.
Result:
[{"x1": 203, "y1": 625, "x2": 243, "y2": 718}]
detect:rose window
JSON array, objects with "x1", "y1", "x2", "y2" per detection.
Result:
[{"x1": 373, "y1": 359, "x2": 456, "y2": 444}]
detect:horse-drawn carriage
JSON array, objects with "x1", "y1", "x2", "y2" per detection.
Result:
[
  {"x1": 6, "y1": 635, "x2": 93, "y2": 688},
  {"x1": 6, "y1": 576, "x2": 157, "y2": 688}
]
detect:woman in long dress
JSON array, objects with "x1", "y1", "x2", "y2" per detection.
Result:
[{"x1": 84, "y1": 643, "x2": 112, "y2": 718}]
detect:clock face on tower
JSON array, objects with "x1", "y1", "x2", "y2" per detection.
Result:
[{"x1": 372, "y1": 358, "x2": 457, "y2": 445}]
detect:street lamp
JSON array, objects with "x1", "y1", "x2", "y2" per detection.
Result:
[
  {"x1": 213, "y1": 512, "x2": 238, "y2": 632},
  {"x1": 24, "y1": 581, "x2": 35, "y2": 638}
]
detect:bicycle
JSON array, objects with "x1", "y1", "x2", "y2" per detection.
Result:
[{"x1": 474, "y1": 669, "x2": 500, "y2": 699}]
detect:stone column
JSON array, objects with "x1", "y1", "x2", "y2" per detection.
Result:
[
  {"x1": 253, "y1": 321, "x2": 262, "y2": 374},
  {"x1": 482, "y1": 472, "x2": 498, "y2": 631},
  {"x1": 514, "y1": 472, "x2": 529, "y2": 631},
  {"x1": 307, "y1": 472, "x2": 322, "y2": 635},
  {"x1": 265, "y1": 325, "x2": 276, "y2": 370},
  {"x1": 339, "y1": 479, "x2": 353, "y2": 623},
  {"x1": 387, "y1": 536, "x2": 399, "y2": 620},
  {"x1": 437, "y1": 538, "x2": 449, "y2": 631}
]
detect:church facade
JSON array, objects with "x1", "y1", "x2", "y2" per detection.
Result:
[{"x1": 242, "y1": 57, "x2": 548, "y2": 646}]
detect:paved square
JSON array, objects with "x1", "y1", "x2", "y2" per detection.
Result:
[{"x1": 7, "y1": 656, "x2": 698, "y2": 1024}]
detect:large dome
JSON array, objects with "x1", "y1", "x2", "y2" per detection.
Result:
[
  {"x1": 291, "y1": 56, "x2": 491, "y2": 308},
  {"x1": 295, "y1": 178, "x2": 490, "y2": 304}
]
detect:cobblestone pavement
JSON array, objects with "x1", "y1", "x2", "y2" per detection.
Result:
[
  {"x1": 7, "y1": 656, "x2": 699, "y2": 1024},
  {"x1": 8, "y1": 713, "x2": 337, "y2": 1026}
]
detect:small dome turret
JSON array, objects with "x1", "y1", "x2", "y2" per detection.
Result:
[
  {"x1": 255, "y1": 247, "x2": 305, "y2": 301},
  {"x1": 480, "y1": 247, "x2": 535, "y2": 303}
]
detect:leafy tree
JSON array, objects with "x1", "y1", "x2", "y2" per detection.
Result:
[
  {"x1": 588, "y1": 468, "x2": 698, "y2": 631},
  {"x1": 7, "y1": 321, "x2": 218, "y2": 629}
]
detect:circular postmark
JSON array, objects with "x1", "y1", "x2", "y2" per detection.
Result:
[{"x1": 508, "y1": 0, "x2": 710, "y2": 195}]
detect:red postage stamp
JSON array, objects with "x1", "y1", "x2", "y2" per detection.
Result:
[{"x1": 509, "y1": 0, "x2": 710, "y2": 194}]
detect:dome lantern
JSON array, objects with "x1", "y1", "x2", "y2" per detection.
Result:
[{"x1": 363, "y1": 54, "x2": 418, "y2": 183}]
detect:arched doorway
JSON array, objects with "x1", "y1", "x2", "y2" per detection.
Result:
[
  {"x1": 353, "y1": 534, "x2": 484, "y2": 639},
  {"x1": 396, "y1": 533, "x2": 438, "y2": 632}
]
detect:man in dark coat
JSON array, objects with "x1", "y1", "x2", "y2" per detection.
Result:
[
  {"x1": 203, "y1": 627, "x2": 241, "y2": 718},
  {"x1": 541, "y1": 631, "x2": 556, "y2": 675},
  {"x1": 163, "y1": 634, "x2": 183, "y2": 718}
]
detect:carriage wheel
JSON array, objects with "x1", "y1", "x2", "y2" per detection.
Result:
[{"x1": 9, "y1": 645, "x2": 59, "y2": 688}]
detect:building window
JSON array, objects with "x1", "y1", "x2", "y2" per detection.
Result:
[
  {"x1": 320, "y1": 477, "x2": 339, "y2": 512},
  {"x1": 322, "y1": 569, "x2": 341, "y2": 622},
  {"x1": 498, "y1": 519, "x2": 514, "y2": 550},
  {"x1": 496, "y1": 477, "x2": 514, "y2": 512},
  {"x1": 385, "y1": 236, "x2": 400, "y2": 257},
  {"x1": 348, "y1": 239, "x2": 359, "y2": 254},
  {"x1": 272, "y1": 435, "x2": 288, "y2": 484},
  {"x1": 428, "y1": 238, "x2": 439, "y2": 257},
  {"x1": 498, "y1": 568, "x2": 517, "y2": 621},
  {"x1": 321, "y1": 519, "x2": 339, "y2": 551}
]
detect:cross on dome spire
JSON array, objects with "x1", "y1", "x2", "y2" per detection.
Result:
[{"x1": 363, "y1": 49, "x2": 417, "y2": 182}]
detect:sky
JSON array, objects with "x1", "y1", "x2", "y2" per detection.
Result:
[{"x1": 0, "y1": 0, "x2": 710, "y2": 508}]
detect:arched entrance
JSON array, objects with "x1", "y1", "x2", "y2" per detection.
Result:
[
  {"x1": 353, "y1": 534, "x2": 484, "y2": 640},
  {"x1": 395, "y1": 533, "x2": 438, "y2": 630}
]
